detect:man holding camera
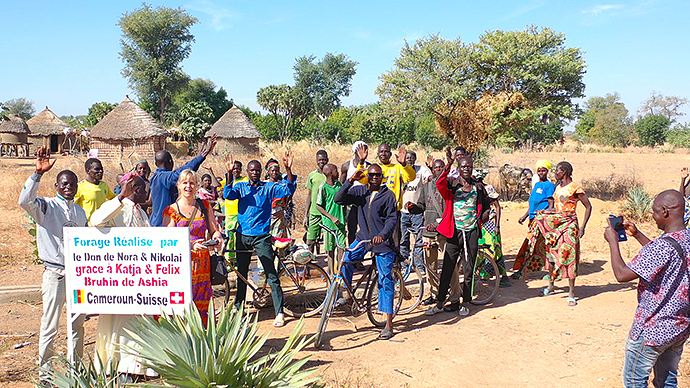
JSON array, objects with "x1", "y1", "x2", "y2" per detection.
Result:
[{"x1": 604, "y1": 189, "x2": 690, "y2": 388}]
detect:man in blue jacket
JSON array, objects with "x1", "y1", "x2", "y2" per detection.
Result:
[
  {"x1": 149, "y1": 134, "x2": 217, "y2": 226},
  {"x1": 335, "y1": 164, "x2": 398, "y2": 340},
  {"x1": 224, "y1": 152, "x2": 296, "y2": 327}
]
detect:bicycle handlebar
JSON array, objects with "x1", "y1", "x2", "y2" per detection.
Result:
[{"x1": 319, "y1": 223, "x2": 371, "y2": 252}]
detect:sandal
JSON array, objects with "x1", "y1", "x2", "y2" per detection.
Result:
[
  {"x1": 567, "y1": 297, "x2": 577, "y2": 306},
  {"x1": 378, "y1": 329, "x2": 393, "y2": 340},
  {"x1": 542, "y1": 287, "x2": 553, "y2": 296}
]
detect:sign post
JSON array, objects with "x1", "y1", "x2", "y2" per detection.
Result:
[{"x1": 63, "y1": 227, "x2": 192, "y2": 362}]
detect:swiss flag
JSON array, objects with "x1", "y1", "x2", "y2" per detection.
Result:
[{"x1": 170, "y1": 292, "x2": 185, "y2": 304}]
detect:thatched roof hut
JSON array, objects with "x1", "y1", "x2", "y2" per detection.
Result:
[
  {"x1": 26, "y1": 107, "x2": 74, "y2": 154},
  {"x1": 0, "y1": 115, "x2": 30, "y2": 157},
  {"x1": 205, "y1": 105, "x2": 261, "y2": 154},
  {"x1": 0, "y1": 115, "x2": 30, "y2": 143},
  {"x1": 90, "y1": 96, "x2": 168, "y2": 163}
]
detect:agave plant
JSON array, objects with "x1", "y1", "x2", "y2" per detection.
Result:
[
  {"x1": 622, "y1": 186, "x2": 653, "y2": 221},
  {"x1": 124, "y1": 300, "x2": 321, "y2": 388},
  {"x1": 38, "y1": 356, "x2": 119, "y2": 388}
]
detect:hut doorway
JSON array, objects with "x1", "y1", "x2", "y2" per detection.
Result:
[{"x1": 50, "y1": 135, "x2": 59, "y2": 152}]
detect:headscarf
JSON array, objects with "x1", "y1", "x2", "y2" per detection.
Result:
[
  {"x1": 352, "y1": 141, "x2": 368, "y2": 154},
  {"x1": 135, "y1": 159, "x2": 149, "y2": 168},
  {"x1": 119, "y1": 172, "x2": 137, "y2": 184},
  {"x1": 535, "y1": 159, "x2": 552, "y2": 171},
  {"x1": 265, "y1": 158, "x2": 280, "y2": 180}
]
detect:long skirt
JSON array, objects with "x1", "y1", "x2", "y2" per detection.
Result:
[{"x1": 522, "y1": 211, "x2": 580, "y2": 279}]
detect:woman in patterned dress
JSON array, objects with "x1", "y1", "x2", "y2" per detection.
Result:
[
  {"x1": 163, "y1": 169, "x2": 223, "y2": 325},
  {"x1": 525, "y1": 161, "x2": 592, "y2": 306}
]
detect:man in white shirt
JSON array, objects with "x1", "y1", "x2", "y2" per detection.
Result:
[
  {"x1": 400, "y1": 151, "x2": 432, "y2": 273},
  {"x1": 89, "y1": 173, "x2": 154, "y2": 384}
]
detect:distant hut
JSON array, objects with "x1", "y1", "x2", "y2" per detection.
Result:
[
  {"x1": 205, "y1": 106, "x2": 261, "y2": 154},
  {"x1": 26, "y1": 107, "x2": 74, "y2": 154},
  {"x1": 0, "y1": 115, "x2": 30, "y2": 157},
  {"x1": 90, "y1": 96, "x2": 168, "y2": 162}
]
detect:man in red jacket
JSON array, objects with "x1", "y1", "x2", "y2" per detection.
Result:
[{"x1": 426, "y1": 150, "x2": 490, "y2": 316}]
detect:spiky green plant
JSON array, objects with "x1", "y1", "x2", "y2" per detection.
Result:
[
  {"x1": 622, "y1": 186, "x2": 653, "y2": 221},
  {"x1": 38, "y1": 356, "x2": 119, "y2": 388},
  {"x1": 125, "y1": 300, "x2": 321, "y2": 388}
]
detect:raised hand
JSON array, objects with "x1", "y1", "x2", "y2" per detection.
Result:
[
  {"x1": 355, "y1": 143, "x2": 368, "y2": 163},
  {"x1": 445, "y1": 145, "x2": 454, "y2": 166},
  {"x1": 202, "y1": 163, "x2": 214, "y2": 171},
  {"x1": 224, "y1": 154, "x2": 235, "y2": 172},
  {"x1": 35, "y1": 146, "x2": 57, "y2": 175},
  {"x1": 425, "y1": 155, "x2": 434, "y2": 170},
  {"x1": 201, "y1": 133, "x2": 218, "y2": 157},
  {"x1": 118, "y1": 176, "x2": 136, "y2": 200},
  {"x1": 396, "y1": 146, "x2": 407, "y2": 165},
  {"x1": 350, "y1": 169, "x2": 365, "y2": 183},
  {"x1": 283, "y1": 151, "x2": 293, "y2": 170}
]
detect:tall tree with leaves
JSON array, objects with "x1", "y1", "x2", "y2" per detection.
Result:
[
  {"x1": 172, "y1": 78, "x2": 232, "y2": 123},
  {"x1": 1, "y1": 98, "x2": 35, "y2": 120},
  {"x1": 294, "y1": 53, "x2": 357, "y2": 121},
  {"x1": 85, "y1": 102, "x2": 117, "y2": 127},
  {"x1": 118, "y1": 4, "x2": 197, "y2": 122},
  {"x1": 377, "y1": 26, "x2": 586, "y2": 151},
  {"x1": 256, "y1": 84, "x2": 311, "y2": 143}
]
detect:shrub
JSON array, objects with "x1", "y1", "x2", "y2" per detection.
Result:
[
  {"x1": 635, "y1": 114, "x2": 670, "y2": 147},
  {"x1": 500, "y1": 147, "x2": 514, "y2": 154},
  {"x1": 125, "y1": 301, "x2": 321, "y2": 388},
  {"x1": 41, "y1": 356, "x2": 118, "y2": 388},
  {"x1": 472, "y1": 147, "x2": 492, "y2": 167},
  {"x1": 581, "y1": 173, "x2": 642, "y2": 201},
  {"x1": 665, "y1": 125, "x2": 690, "y2": 148},
  {"x1": 622, "y1": 186, "x2": 653, "y2": 221}
]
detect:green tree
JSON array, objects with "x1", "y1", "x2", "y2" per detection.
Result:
[
  {"x1": 1, "y1": 98, "x2": 35, "y2": 120},
  {"x1": 293, "y1": 53, "x2": 358, "y2": 121},
  {"x1": 85, "y1": 102, "x2": 117, "y2": 127},
  {"x1": 575, "y1": 93, "x2": 623, "y2": 137},
  {"x1": 172, "y1": 78, "x2": 232, "y2": 123},
  {"x1": 638, "y1": 92, "x2": 688, "y2": 123},
  {"x1": 414, "y1": 113, "x2": 451, "y2": 150},
  {"x1": 256, "y1": 84, "x2": 311, "y2": 143},
  {"x1": 588, "y1": 102, "x2": 633, "y2": 147},
  {"x1": 376, "y1": 26, "x2": 585, "y2": 151},
  {"x1": 177, "y1": 101, "x2": 213, "y2": 144},
  {"x1": 635, "y1": 114, "x2": 671, "y2": 147},
  {"x1": 118, "y1": 4, "x2": 197, "y2": 122}
]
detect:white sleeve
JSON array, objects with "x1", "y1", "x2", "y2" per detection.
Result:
[{"x1": 89, "y1": 197, "x2": 124, "y2": 227}]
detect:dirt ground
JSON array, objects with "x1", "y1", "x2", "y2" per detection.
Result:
[{"x1": 1, "y1": 147, "x2": 690, "y2": 387}]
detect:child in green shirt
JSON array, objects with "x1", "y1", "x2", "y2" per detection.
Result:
[{"x1": 315, "y1": 163, "x2": 346, "y2": 275}]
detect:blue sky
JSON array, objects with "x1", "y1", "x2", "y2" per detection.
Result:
[{"x1": 1, "y1": 0, "x2": 689, "y2": 124}]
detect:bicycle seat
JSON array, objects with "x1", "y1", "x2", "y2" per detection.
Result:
[{"x1": 272, "y1": 237, "x2": 294, "y2": 249}]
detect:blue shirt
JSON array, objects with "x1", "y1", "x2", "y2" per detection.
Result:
[
  {"x1": 528, "y1": 180, "x2": 555, "y2": 219},
  {"x1": 150, "y1": 155, "x2": 205, "y2": 227},
  {"x1": 224, "y1": 176, "x2": 297, "y2": 236}
]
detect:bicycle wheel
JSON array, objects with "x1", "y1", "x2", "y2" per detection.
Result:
[
  {"x1": 398, "y1": 264, "x2": 424, "y2": 314},
  {"x1": 212, "y1": 277, "x2": 231, "y2": 317},
  {"x1": 314, "y1": 279, "x2": 340, "y2": 349},
  {"x1": 279, "y1": 261, "x2": 331, "y2": 318},
  {"x1": 366, "y1": 268, "x2": 403, "y2": 327},
  {"x1": 469, "y1": 250, "x2": 500, "y2": 305}
]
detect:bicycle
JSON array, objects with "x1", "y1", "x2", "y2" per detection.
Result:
[
  {"x1": 397, "y1": 227, "x2": 427, "y2": 314},
  {"x1": 314, "y1": 224, "x2": 405, "y2": 349},
  {"x1": 215, "y1": 232, "x2": 331, "y2": 318},
  {"x1": 468, "y1": 241, "x2": 500, "y2": 305}
]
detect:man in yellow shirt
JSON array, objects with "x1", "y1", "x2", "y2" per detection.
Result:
[
  {"x1": 74, "y1": 158, "x2": 115, "y2": 223},
  {"x1": 221, "y1": 159, "x2": 249, "y2": 260},
  {"x1": 377, "y1": 144, "x2": 416, "y2": 210}
]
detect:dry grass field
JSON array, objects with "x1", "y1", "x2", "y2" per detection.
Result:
[{"x1": 1, "y1": 140, "x2": 690, "y2": 387}]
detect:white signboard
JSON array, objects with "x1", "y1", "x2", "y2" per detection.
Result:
[{"x1": 64, "y1": 227, "x2": 192, "y2": 315}]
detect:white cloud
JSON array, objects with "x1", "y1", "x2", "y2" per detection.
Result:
[
  {"x1": 185, "y1": 0, "x2": 240, "y2": 32},
  {"x1": 582, "y1": 4, "x2": 625, "y2": 15}
]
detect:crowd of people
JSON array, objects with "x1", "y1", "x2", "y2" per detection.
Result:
[{"x1": 19, "y1": 136, "x2": 689, "y2": 387}]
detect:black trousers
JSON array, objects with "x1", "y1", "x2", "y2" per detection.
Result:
[
  {"x1": 346, "y1": 205, "x2": 358, "y2": 245},
  {"x1": 234, "y1": 233, "x2": 283, "y2": 315},
  {"x1": 436, "y1": 227, "x2": 479, "y2": 304}
]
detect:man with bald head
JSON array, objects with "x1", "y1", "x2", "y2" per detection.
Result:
[
  {"x1": 149, "y1": 134, "x2": 217, "y2": 226},
  {"x1": 605, "y1": 189, "x2": 690, "y2": 388}
]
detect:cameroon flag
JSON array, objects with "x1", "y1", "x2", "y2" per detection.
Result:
[{"x1": 74, "y1": 290, "x2": 85, "y2": 304}]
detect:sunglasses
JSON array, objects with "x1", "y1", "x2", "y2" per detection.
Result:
[{"x1": 368, "y1": 172, "x2": 383, "y2": 177}]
